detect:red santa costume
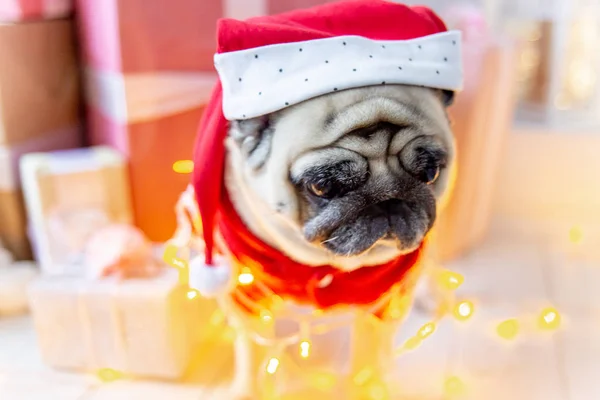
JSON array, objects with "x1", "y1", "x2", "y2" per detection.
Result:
[{"x1": 188, "y1": 0, "x2": 463, "y2": 317}]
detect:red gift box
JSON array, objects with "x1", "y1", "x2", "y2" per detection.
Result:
[
  {"x1": 75, "y1": 0, "x2": 219, "y2": 242},
  {"x1": 75, "y1": 0, "x2": 345, "y2": 242}
]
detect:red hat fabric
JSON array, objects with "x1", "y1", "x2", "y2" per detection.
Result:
[{"x1": 193, "y1": 0, "x2": 462, "y2": 266}]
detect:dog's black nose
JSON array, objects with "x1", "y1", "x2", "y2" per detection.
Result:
[{"x1": 374, "y1": 199, "x2": 408, "y2": 215}]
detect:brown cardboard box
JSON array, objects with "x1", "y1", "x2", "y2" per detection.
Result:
[
  {"x1": 0, "y1": 18, "x2": 82, "y2": 260},
  {"x1": 0, "y1": 18, "x2": 80, "y2": 146},
  {"x1": 0, "y1": 189, "x2": 29, "y2": 259}
]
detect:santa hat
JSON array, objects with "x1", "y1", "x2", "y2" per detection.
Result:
[{"x1": 190, "y1": 0, "x2": 463, "y2": 296}]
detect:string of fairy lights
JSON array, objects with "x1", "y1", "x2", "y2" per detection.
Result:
[
  {"x1": 155, "y1": 239, "x2": 564, "y2": 398},
  {"x1": 92, "y1": 162, "x2": 574, "y2": 397}
]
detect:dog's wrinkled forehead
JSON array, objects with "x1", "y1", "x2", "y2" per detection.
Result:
[
  {"x1": 280, "y1": 86, "x2": 454, "y2": 189},
  {"x1": 280, "y1": 86, "x2": 450, "y2": 151}
]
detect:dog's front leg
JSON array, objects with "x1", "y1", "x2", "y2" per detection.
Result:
[
  {"x1": 229, "y1": 325, "x2": 259, "y2": 399},
  {"x1": 220, "y1": 296, "x2": 271, "y2": 400},
  {"x1": 350, "y1": 311, "x2": 400, "y2": 398}
]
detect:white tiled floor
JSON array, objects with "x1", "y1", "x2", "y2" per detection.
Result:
[{"x1": 1, "y1": 219, "x2": 599, "y2": 399}]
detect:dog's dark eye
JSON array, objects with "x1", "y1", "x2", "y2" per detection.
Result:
[
  {"x1": 307, "y1": 182, "x2": 334, "y2": 198},
  {"x1": 400, "y1": 140, "x2": 447, "y2": 185},
  {"x1": 414, "y1": 148, "x2": 445, "y2": 185},
  {"x1": 422, "y1": 164, "x2": 441, "y2": 185}
]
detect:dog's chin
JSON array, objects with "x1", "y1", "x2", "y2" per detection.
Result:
[{"x1": 322, "y1": 235, "x2": 423, "y2": 258}]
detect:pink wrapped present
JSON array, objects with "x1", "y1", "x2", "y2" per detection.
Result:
[
  {"x1": 28, "y1": 269, "x2": 219, "y2": 379},
  {"x1": 75, "y1": 0, "x2": 339, "y2": 243},
  {"x1": 75, "y1": 0, "x2": 218, "y2": 243},
  {"x1": 0, "y1": 0, "x2": 72, "y2": 22}
]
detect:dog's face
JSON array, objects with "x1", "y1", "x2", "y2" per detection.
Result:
[{"x1": 225, "y1": 85, "x2": 455, "y2": 270}]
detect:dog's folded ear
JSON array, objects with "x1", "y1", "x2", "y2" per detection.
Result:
[
  {"x1": 439, "y1": 90, "x2": 455, "y2": 107},
  {"x1": 229, "y1": 116, "x2": 275, "y2": 170}
]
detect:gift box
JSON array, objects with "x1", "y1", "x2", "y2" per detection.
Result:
[
  {"x1": 0, "y1": 128, "x2": 81, "y2": 260},
  {"x1": 75, "y1": 0, "x2": 218, "y2": 242},
  {"x1": 75, "y1": 0, "x2": 341, "y2": 243},
  {"x1": 20, "y1": 146, "x2": 133, "y2": 275},
  {"x1": 0, "y1": 18, "x2": 80, "y2": 146},
  {"x1": 0, "y1": 188, "x2": 30, "y2": 260},
  {"x1": 0, "y1": 18, "x2": 81, "y2": 259},
  {"x1": 0, "y1": 260, "x2": 38, "y2": 316},
  {"x1": 28, "y1": 269, "x2": 218, "y2": 379},
  {"x1": 0, "y1": 0, "x2": 72, "y2": 22}
]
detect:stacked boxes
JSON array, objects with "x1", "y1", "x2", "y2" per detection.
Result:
[{"x1": 0, "y1": 15, "x2": 81, "y2": 259}]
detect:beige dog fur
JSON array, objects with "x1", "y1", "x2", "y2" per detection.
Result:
[{"x1": 171, "y1": 85, "x2": 456, "y2": 398}]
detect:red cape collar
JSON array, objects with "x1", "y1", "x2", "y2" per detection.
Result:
[{"x1": 217, "y1": 192, "x2": 425, "y2": 311}]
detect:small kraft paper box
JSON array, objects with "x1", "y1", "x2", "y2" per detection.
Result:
[
  {"x1": 28, "y1": 268, "x2": 218, "y2": 380},
  {"x1": 20, "y1": 146, "x2": 133, "y2": 275},
  {"x1": 0, "y1": 130, "x2": 81, "y2": 260},
  {"x1": 0, "y1": 0, "x2": 73, "y2": 22}
]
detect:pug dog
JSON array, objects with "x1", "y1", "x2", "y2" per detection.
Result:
[{"x1": 172, "y1": 83, "x2": 456, "y2": 398}]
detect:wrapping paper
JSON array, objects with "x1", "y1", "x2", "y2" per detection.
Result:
[
  {"x1": 0, "y1": 261, "x2": 38, "y2": 316},
  {"x1": 0, "y1": 18, "x2": 80, "y2": 146},
  {"x1": 0, "y1": 128, "x2": 81, "y2": 260},
  {"x1": 20, "y1": 146, "x2": 133, "y2": 275},
  {"x1": 0, "y1": 0, "x2": 72, "y2": 22},
  {"x1": 75, "y1": 0, "x2": 339, "y2": 242},
  {"x1": 28, "y1": 269, "x2": 218, "y2": 379}
]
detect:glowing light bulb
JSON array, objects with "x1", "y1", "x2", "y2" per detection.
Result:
[
  {"x1": 310, "y1": 372, "x2": 337, "y2": 390},
  {"x1": 209, "y1": 309, "x2": 225, "y2": 326},
  {"x1": 300, "y1": 340, "x2": 311, "y2": 359},
  {"x1": 238, "y1": 268, "x2": 254, "y2": 285},
  {"x1": 162, "y1": 245, "x2": 187, "y2": 270},
  {"x1": 97, "y1": 368, "x2": 124, "y2": 383},
  {"x1": 569, "y1": 226, "x2": 583, "y2": 244},
  {"x1": 496, "y1": 319, "x2": 519, "y2": 340},
  {"x1": 444, "y1": 376, "x2": 466, "y2": 397},
  {"x1": 439, "y1": 270, "x2": 465, "y2": 290},
  {"x1": 266, "y1": 357, "x2": 280, "y2": 375},
  {"x1": 172, "y1": 159, "x2": 194, "y2": 174},
  {"x1": 260, "y1": 309, "x2": 273, "y2": 325},
  {"x1": 453, "y1": 301, "x2": 474, "y2": 321},
  {"x1": 271, "y1": 295, "x2": 285, "y2": 310},
  {"x1": 403, "y1": 336, "x2": 422, "y2": 351},
  {"x1": 353, "y1": 367, "x2": 374, "y2": 386},
  {"x1": 186, "y1": 290, "x2": 198, "y2": 300},
  {"x1": 538, "y1": 307, "x2": 561, "y2": 331},
  {"x1": 388, "y1": 294, "x2": 411, "y2": 320},
  {"x1": 418, "y1": 322, "x2": 437, "y2": 339},
  {"x1": 368, "y1": 380, "x2": 390, "y2": 400}
]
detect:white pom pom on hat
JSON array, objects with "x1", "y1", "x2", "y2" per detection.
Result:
[{"x1": 188, "y1": 254, "x2": 232, "y2": 298}]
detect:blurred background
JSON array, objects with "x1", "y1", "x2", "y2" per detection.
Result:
[{"x1": 0, "y1": 0, "x2": 599, "y2": 399}]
